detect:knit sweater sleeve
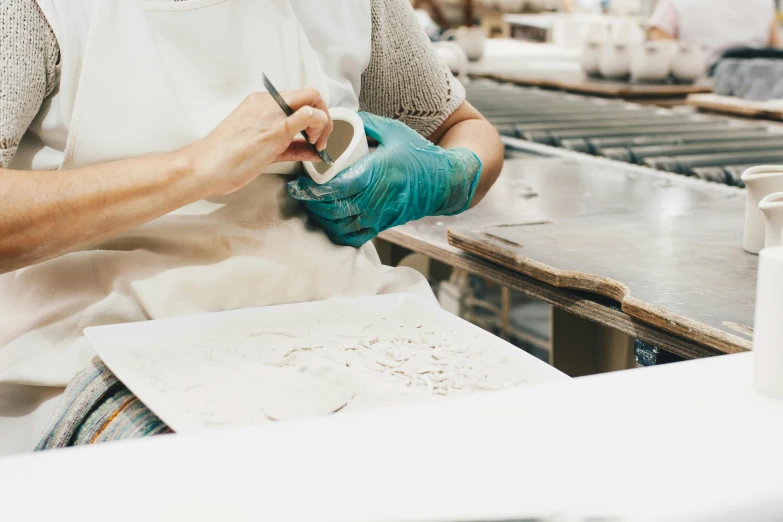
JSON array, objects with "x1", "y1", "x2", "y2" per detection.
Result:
[
  {"x1": 360, "y1": 0, "x2": 466, "y2": 138},
  {"x1": 0, "y1": 0, "x2": 59, "y2": 168}
]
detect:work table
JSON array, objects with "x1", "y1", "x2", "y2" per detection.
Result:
[
  {"x1": 2, "y1": 352, "x2": 780, "y2": 521},
  {"x1": 381, "y1": 156, "x2": 755, "y2": 363}
]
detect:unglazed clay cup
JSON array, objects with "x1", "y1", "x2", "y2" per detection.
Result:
[
  {"x1": 610, "y1": 20, "x2": 636, "y2": 45},
  {"x1": 670, "y1": 42, "x2": 706, "y2": 83},
  {"x1": 583, "y1": 21, "x2": 607, "y2": 45},
  {"x1": 742, "y1": 165, "x2": 783, "y2": 254},
  {"x1": 630, "y1": 41, "x2": 672, "y2": 82},
  {"x1": 580, "y1": 22, "x2": 606, "y2": 76},
  {"x1": 760, "y1": 192, "x2": 783, "y2": 249},
  {"x1": 753, "y1": 245, "x2": 783, "y2": 399},
  {"x1": 443, "y1": 26, "x2": 486, "y2": 61},
  {"x1": 581, "y1": 41, "x2": 604, "y2": 76},
  {"x1": 599, "y1": 40, "x2": 631, "y2": 79},
  {"x1": 303, "y1": 107, "x2": 369, "y2": 185}
]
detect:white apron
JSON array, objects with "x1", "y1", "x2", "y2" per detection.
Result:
[
  {"x1": 670, "y1": 0, "x2": 775, "y2": 67},
  {"x1": 0, "y1": 0, "x2": 433, "y2": 454}
]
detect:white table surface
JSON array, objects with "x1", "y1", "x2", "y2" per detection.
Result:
[{"x1": 2, "y1": 353, "x2": 782, "y2": 522}]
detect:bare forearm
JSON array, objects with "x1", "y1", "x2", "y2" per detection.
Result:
[
  {"x1": 431, "y1": 102, "x2": 504, "y2": 206},
  {"x1": 770, "y1": 20, "x2": 781, "y2": 48},
  {"x1": 0, "y1": 151, "x2": 201, "y2": 273},
  {"x1": 648, "y1": 27, "x2": 675, "y2": 41},
  {"x1": 0, "y1": 88, "x2": 332, "y2": 274}
]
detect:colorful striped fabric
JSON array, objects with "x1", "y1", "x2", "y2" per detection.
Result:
[{"x1": 36, "y1": 360, "x2": 172, "y2": 451}]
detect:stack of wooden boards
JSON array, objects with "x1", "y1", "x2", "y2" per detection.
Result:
[{"x1": 468, "y1": 81, "x2": 783, "y2": 187}]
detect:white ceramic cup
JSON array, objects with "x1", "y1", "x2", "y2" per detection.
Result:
[
  {"x1": 583, "y1": 21, "x2": 607, "y2": 45},
  {"x1": 741, "y1": 166, "x2": 783, "y2": 254},
  {"x1": 443, "y1": 26, "x2": 486, "y2": 61},
  {"x1": 630, "y1": 41, "x2": 672, "y2": 82},
  {"x1": 753, "y1": 245, "x2": 783, "y2": 400},
  {"x1": 303, "y1": 107, "x2": 369, "y2": 185},
  {"x1": 580, "y1": 41, "x2": 604, "y2": 76},
  {"x1": 599, "y1": 40, "x2": 631, "y2": 79},
  {"x1": 611, "y1": 20, "x2": 636, "y2": 44},
  {"x1": 760, "y1": 192, "x2": 783, "y2": 249},
  {"x1": 670, "y1": 42, "x2": 706, "y2": 82}
]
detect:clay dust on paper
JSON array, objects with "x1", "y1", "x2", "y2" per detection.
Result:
[{"x1": 123, "y1": 301, "x2": 538, "y2": 429}]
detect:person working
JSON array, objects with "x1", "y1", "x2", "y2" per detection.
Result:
[
  {"x1": 647, "y1": 0, "x2": 781, "y2": 67},
  {"x1": 0, "y1": 0, "x2": 504, "y2": 454}
]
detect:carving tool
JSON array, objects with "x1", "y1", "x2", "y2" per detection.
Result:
[{"x1": 262, "y1": 74, "x2": 333, "y2": 165}]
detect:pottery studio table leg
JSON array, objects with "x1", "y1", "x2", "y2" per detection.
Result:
[{"x1": 550, "y1": 308, "x2": 638, "y2": 377}]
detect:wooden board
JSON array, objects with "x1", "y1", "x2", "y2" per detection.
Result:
[
  {"x1": 446, "y1": 166, "x2": 756, "y2": 355},
  {"x1": 480, "y1": 71, "x2": 712, "y2": 99},
  {"x1": 380, "y1": 157, "x2": 748, "y2": 359},
  {"x1": 687, "y1": 93, "x2": 783, "y2": 121}
]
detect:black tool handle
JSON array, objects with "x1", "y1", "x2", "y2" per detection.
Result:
[{"x1": 262, "y1": 74, "x2": 333, "y2": 165}]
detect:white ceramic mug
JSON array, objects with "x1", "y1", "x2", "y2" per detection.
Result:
[
  {"x1": 443, "y1": 26, "x2": 486, "y2": 61},
  {"x1": 760, "y1": 192, "x2": 783, "y2": 249},
  {"x1": 741, "y1": 166, "x2": 783, "y2": 254},
  {"x1": 753, "y1": 245, "x2": 783, "y2": 400},
  {"x1": 612, "y1": 21, "x2": 633, "y2": 43},
  {"x1": 303, "y1": 107, "x2": 369, "y2": 185},
  {"x1": 583, "y1": 21, "x2": 607, "y2": 45},
  {"x1": 581, "y1": 41, "x2": 604, "y2": 76},
  {"x1": 670, "y1": 43, "x2": 706, "y2": 82},
  {"x1": 599, "y1": 40, "x2": 631, "y2": 79},
  {"x1": 630, "y1": 41, "x2": 673, "y2": 82}
]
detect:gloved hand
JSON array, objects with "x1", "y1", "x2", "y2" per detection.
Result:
[{"x1": 287, "y1": 112, "x2": 482, "y2": 247}]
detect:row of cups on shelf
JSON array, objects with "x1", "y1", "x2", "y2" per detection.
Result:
[
  {"x1": 473, "y1": 0, "x2": 557, "y2": 10},
  {"x1": 581, "y1": 22, "x2": 706, "y2": 82}
]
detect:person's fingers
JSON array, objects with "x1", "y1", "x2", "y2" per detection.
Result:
[
  {"x1": 275, "y1": 140, "x2": 321, "y2": 163},
  {"x1": 329, "y1": 215, "x2": 365, "y2": 236},
  {"x1": 306, "y1": 212, "x2": 376, "y2": 248},
  {"x1": 286, "y1": 156, "x2": 374, "y2": 202},
  {"x1": 303, "y1": 197, "x2": 361, "y2": 220},
  {"x1": 339, "y1": 228, "x2": 378, "y2": 248},
  {"x1": 315, "y1": 117, "x2": 334, "y2": 152},
  {"x1": 282, "y1": 87, "x2": 333, "y2": 150},
  {"x1": 306, "y1": 116, "x2": 333, "y2": 150},
  {"x1": 280, "y1": 105, "x2": 329, "y2": 140},
  {"x1": 284, "y1": 87, "x2": 329, "y2": 113}
]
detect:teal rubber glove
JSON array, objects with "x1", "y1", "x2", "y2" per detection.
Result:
[{"x1": 287, "y1": 112, "x2": 483, "y2": 247}]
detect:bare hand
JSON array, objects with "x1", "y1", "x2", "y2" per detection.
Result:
[{"x1": 183, "y1": 88, "x2": 333, "y2": 195}]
